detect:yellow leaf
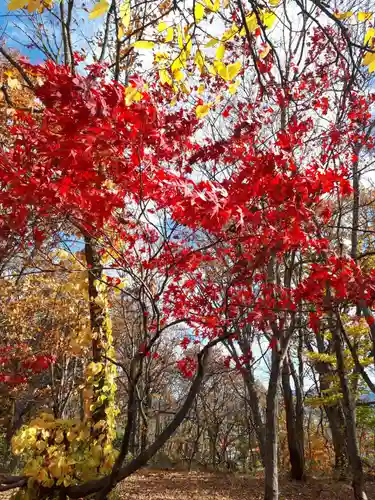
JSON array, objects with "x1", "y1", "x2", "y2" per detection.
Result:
[
  {"x1": 262, "y1": 11, "x2": 276, "y2": 29},
  {"x1": 158, "y1": 21, "x2": 168, "y2": 32},
  {"x1": 203, "y1": 0, "x2": 214, "y2": 10},
  {"x1": 216, "y1": 61, "x2": 241, "y2": 81},
  {"x1": 155, "y1": 51, "x2": 169, "y2": 61},
  {"x1": 368, "y1": 57, "x2": 375, "y2": 73},
  {"x1": 194, "y1": 2, "x2": 205, "y2": 22},
  {"x1": 333, "y1": 11, "x2": 353, "y2": 20},
  {"x1": 177, "y1": 26, "x2": 184, "y2": 49},
  {"x1": 195, "y1": 50, "x2": 205, "y2": 72},
  {"x1": 89, "y1": 0, "x2": 110, "y2": 19},
  {"x1": 212, "y1": 0, "x2": 220, "y2": 12},
  {"x1": 269, "y1": 0, "x2": 279, "y2": 5},
  {"x1": 171, "y1": 57, "x2": 184, "y2": 73},
  {"x1": 364, "y1": 28, "x2": 375, "y2": 45},
  {"x1": 173, "y1": 69, "x2": 184, "y2": 81},
  {"x1": 165, "y1": 27, "x2": 174, "y2": 42},
  {"x1": 227, "y1": 61, "x2": 241, "y2": 80},
  {"x1": 196, "y1": 103, "x2": 211, "y2": 118},
  {"x1": 205, "y1": 37, "x2": 219, "y2": 47},
  {"x1": 223, "y1": 0, "x2": 229, "y2": 7},
  {"x1": 246, "y1": 13, "x2": 258, "y2": 32},
  {"x1": 228, "y1": 80, "x2": 240, "y2": 94},
  {"x1": 362, "y1": 50, "x2": 375, "y2": 67},
  {"x1": 8, "y1": 0, "x2": 26, "y2": 10},
  {"x1": 207, "y1": 63, "x2": 217, "y2": 76},
  {"x1": 197, "y1": 84, "x2": 205, "y2": 94},
  {"x1": 260, "y1": 45, "x2": 271, "y2": 59},
  {"x1": 133, "y1": 40, "x2": 155, "y2": 48},
  {"x1": 119, "y1": 0, "x2": 131, "y2": 28},
  {"x1": 118, "y1": 25, "x2": 124, "y2": 39},
  {"x1": 186, "y1": 35, "x2": 192, "y2": 56},
  {"x1": 159, "y1": 69, "x2": 172, "y2": 85},
  {"x1": 216, "y1": 61, "x2": 228, "y2": 80},
  {"x1": 216, "y1": 44, "x2": 225, "y2": 61},
  {"x1": 222, "y1": 25, "x2": 238, "y2": 41},
  {"x1": 358, "y1": 12, "x2": 372, "y2": 22}
]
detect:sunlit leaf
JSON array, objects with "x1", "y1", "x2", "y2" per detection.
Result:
[
  {"x1": 173, "y1": 69, "x2": 184, "y2": 81},
  {"x1": 133, "y1": 40, "x2": 155, "y2": 48},
  {"x1": 262, "y1": 11, "x2": 276, "y2": 29},
  {"x1": 364, "y1": 27, "x2": 375, "y2": 45},
  {"x1": 177, "y1": 26, "x2": 184, "y2": 49},
  {"x1": 216, "y1": 44, "x2": 225, "y2": 61},
  {"x1": 165, "y1": 27, "x2": 174, "y2": 42},
  {"x1": 159, "y1": 69, "x2": 172, "y2": 85},
  {"x1": 205, "y1": 37, "x2": 219, "y2": 47},
  {"x1": 196, "y1": 103, "x2": 212, "y2": 118},
  {"x1": 260, "y1": 45, "x2": 271, "y2": 59},
  {"x1": 119, "y1": 0, "x2": 131, "y2": 29},
  {"x1": 228, "y1": 80, "x2": 240, "y2": 94},
  {"x1": 358, "y1": 12, "x2": 372, "y2": 22},
  {"x1": 333, "y1": 11, "x2": 353, "y2": 20},
  {"x1": 213, "y1": 0, "x2": 220, "y2": 12},
  {"x1": 89, "y1": 0, "x2": 110, "y2": 19},
  {"x1": 227, "y1": 61, "x2": 241, "y2": 80},
  {"x1": 195, "y1": 50, "x2": 205, "y2": 72},
  {"x1": 194, "y1": 2, "x2": 205, "y2": 22},
  {"x1": 158, "y1": 21, "x2": 168, "y2": 32},
  {"x1": 7, "y1": 0, "x2": 27, "y2": 10}
]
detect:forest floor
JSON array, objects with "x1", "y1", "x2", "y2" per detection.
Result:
[
  {"x1": 116, "y1": 469, "x2": 375, "y2": 500},
  {"x1": 1, "y1": 469, "x2": 375, "y2": 499}
]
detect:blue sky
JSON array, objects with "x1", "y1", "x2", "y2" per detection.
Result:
[
  {"x1": 0, "y1": 1, "x2": 103, "y2": 65},
  {"x1": 0, "y1": 3, "x2": 45, "y2": 63}
]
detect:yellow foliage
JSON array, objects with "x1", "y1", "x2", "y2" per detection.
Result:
[
  {"x1": 89, "y1": 0, "x2": 110, "y2": 19},
  {"x1": 333, "y1": 11, "x2": 353, "y2": 20},
  {"x1": 196, "y1": 103, "x2": 212, "y2": 118},
  {"x1": 358, "y1": 12, "x2": 372, "y2": 22},
  {"x1": 133, "y1": 40, "x2": 155, "y2": 49},
  {"x1": 119, "y1": 0, "x2": 131, "y2": 29},
  {"x1": 194, "y1": 2, "x2": 205, "y2": 22}
]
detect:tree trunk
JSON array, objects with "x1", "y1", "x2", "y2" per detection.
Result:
[
  {"x1": 325, "y1": 404, "x2": 348, "y2": 473},
  {"x1": 264, "y1": 349, "x2": 282, "y2": 500},
  {"x1": 333, "y1": 322, "x2": 367, "y2": 500},
  {"x1": 312, "y1": 337, "x2": 348, "y2": 474},
  {"x1": 243, "y1": 368, "x2": 266, "y2": 465},
  {"x1": 281, "y1": 358, "x2": 305, "y2": 480}
]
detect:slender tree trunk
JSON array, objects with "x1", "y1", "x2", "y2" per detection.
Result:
[
  {"x1": 324, "y1": 404, "x2": 348, "y2": 473},
  {"x1": 332, "y1": 322, "x2": 367, "y2": 500},
  {"x1": 281, "y1": 358, "x2": 305, "y2": 480},
  {"x1": 311, "y1": 336, "x2": 348, "y2": 474},
  {"x1": 243, "y1": 368, "x2": 266, "y2": 465},
  {"x1": 264, "y1": 349, "x2": 282, "y2": 500}
]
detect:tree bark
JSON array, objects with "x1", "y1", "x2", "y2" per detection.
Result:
[
  {"x1": 264, "y1": 348, "x2": 282, "y2": 500},
  {"x1": 281, "y1": 358, "x2": 305, "y2": 480},
  {"x1": 332, "y1": 320, "x2": 367, "y2": 500}
]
